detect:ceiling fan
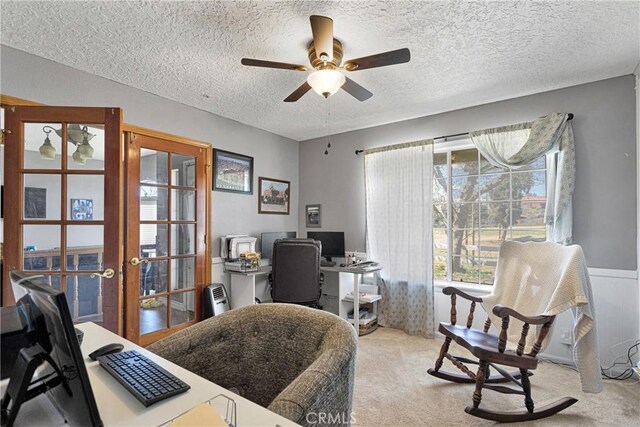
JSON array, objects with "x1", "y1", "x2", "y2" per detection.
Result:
[{"x1": 241, "y1": 15, "x2": 411, "y2": 102}]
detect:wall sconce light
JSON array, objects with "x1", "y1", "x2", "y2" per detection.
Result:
[
  {"x1": 39, "y1": 127, "x2": 56, "y2": 160},
  {"x1": 39, "y1": 125, "x2": 96, "y2": 164}
]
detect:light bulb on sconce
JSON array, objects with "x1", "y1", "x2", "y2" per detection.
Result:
[
  {"x1": 77, "y1": 138, "x2": 94, "y2": 159},
  {"x1": 39, "y1": 128, "x2": 57, "y2": 160},
  {"x1": 72, "y1": 147, "x2": 86, "y2": 165}
]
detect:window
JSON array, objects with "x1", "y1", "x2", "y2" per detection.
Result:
[{"x1": 433, "y1": 141, "x2": 547, "y2": 285}]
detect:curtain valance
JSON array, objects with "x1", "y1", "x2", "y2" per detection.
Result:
[{"x1": 470, "y1": 113, "x2": 575, "y2": 244}]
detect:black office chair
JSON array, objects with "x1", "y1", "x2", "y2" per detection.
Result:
[{"x1": 270, "y1": 239, "x2": 323, "y2": 308}]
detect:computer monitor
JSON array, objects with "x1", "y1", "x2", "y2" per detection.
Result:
[
  {"x1": 306, "y1": 231, "x2": 346, "y2": 262},
  {"x1": 261, "y1": 231, "x2": 296, "y2": 264},
  {"x1": 2, "y1": 272, "x2": 103, "y2": 427}
]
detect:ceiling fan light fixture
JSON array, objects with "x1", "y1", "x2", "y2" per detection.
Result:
[{"x1": 307, "y1": 69, "x2": 345, "y2": 98}]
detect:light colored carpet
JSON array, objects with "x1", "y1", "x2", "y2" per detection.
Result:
[{"x1": 353, "y1": 327, "x2": 639, "y2": 426}]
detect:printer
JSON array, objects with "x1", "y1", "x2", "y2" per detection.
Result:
[{"x1": 220, "y1": 235, "x2": 257, "y2": 260}]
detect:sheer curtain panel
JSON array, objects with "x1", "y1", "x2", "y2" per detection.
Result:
[{"x1": 364, "y1": 141, "x2": 434, "y2": 337}]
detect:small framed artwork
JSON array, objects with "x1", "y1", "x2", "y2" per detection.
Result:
[
  {"x1": 306, "y1": 204, "x2": 321, "y2": 228},
  {"x1": 24, "y1": 187, "x2": 47, "y2": 219},
  {"x1": 258, "y1": 177, "x2": 290, "y2": 215},
  {"x1": 213, "y1": 149, "x2": 253, "y2": 194},
  {"x1": 71, "y1": 199, "x2": 94, "y2": 220}
]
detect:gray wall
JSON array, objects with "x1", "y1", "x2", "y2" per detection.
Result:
[
  {"x1": 0, "y1": 45, "x2": 299, "y2": 256},
  {"x1": 299, "y1": 75, "x2": 637, "y2": 270}
]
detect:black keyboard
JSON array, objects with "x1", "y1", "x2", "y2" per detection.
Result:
[
  {"x1": 321, "y1": 260, "x2": 336, "y2": 267},
  {"x1": 97, "y1": 349, "x2": 190, "y2": 407}
]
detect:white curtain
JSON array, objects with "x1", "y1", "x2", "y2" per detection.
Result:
[
  {"x1": 470, "y1": 113, "x2": 575, "y2": 244},
  {"x1": 364, "y1": 141, "x2": 434, "y2": 338}
]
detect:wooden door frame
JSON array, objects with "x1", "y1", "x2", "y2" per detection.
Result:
[
  {"x1": 124, "y1": 129, "x2": 211, "y2": 345},
  {"x1": 1, "y1": 104, "x2": 124, "y2": 335}
]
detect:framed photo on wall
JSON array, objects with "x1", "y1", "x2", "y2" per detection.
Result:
[
  {"x1": 213, "y1": 149, "x2": 253, "y2": 194},
  {"x1": 24, "y1": 187, "x2": 46, "y2": 219},
  {"x1": 305, "y1": 204, "x2": 321, "y2": 228},
  {"x1": 258, "y1": 177, "x2": 290, "y2": 215},
  {"x1": 71, "y1": 199, "x2": 94, "y2": 220}
]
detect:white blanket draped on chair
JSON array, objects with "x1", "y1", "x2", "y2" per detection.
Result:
[{"x1": 483, "y1": 241, "x2": 603, "y2": 393}]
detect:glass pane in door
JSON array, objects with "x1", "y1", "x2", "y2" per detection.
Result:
[
  {"x1": 23, "y1": 122, "x2": 62, "y2": 169},
  {"x1": 171, "y1": 189, "x2": 196, "y2": 221},
  {"x1": 65, "y1": 275, "x2": 103, "y2": 321},
  {"x1": 67, "y1": 124, "x2": 105, "y2": 170},
  {"x1": 23, "y1": 225, "x2": 60, "y2": 270},
  {"x1": 140, "y1": 223, "x2": 168, "y2": 257},
  {"x1": 140, "y1": 296, "x2": 167, "y2": 335},
  {"x1": 171, "y1": 154, "x2": 196, "y2": 187},
  {"x1": 140, "y1": 186, "x2": 168, "y2": 220},
  {"x1": 67, "y1": 175, "x2": 104, "y2": 220},
  {"x1": 141, "y1": 149, "x2": 169, "y2": 185},
  {"x1": 23, "y1": 174, "x2": 61, "y2": 220},
  {"x1": 170, "y1": 291, "x2": 195, "y2": 326},
  {"x1": 171, "y1": 224, "x2": 195, "y2": 256},
  {"x1": 139, "y1": 259, "x2": 168, "y2": 296},
  {"x1": 171, "y1": 257, "x2": 195, "y2": 290}
]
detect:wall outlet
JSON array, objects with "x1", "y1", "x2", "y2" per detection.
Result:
[{"x1": 560, "y1": 328, "x2": 573, "y2": 345}]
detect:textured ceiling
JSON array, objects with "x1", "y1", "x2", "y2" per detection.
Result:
[{"x1": 1, "y1": 1, "x2": 638, "y2": 141}]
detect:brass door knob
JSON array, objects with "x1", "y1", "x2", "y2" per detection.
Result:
[
  {"x1": 130, "y1": 257, "x2": 149, "y2": 266},
  {"x1": 90, "y1": 268, "x2": 115, "y2": 279}
]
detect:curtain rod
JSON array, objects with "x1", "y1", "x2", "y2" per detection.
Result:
[{"x1": 354, "y1": 113, "x2": 573, "y2": 155}]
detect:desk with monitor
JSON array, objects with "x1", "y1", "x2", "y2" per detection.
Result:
[
  {"x1": 0, "y1": 273, "x2": 296, "y2": 427},
  {"x1": 1, "y1": 322, "x2": 296, "y2": 427}
]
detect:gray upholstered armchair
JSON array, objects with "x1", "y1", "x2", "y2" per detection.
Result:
[{"x1": 148, "y1": 303, "x2": 357, "y2": 426}]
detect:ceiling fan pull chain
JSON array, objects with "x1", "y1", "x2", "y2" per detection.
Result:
[{"x1": 325, "y1": 97, "x2": 332, "y2": 155}]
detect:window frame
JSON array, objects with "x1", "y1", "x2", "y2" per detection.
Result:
[{"x1": 433, "y1": 138, "x2": 547, "y2": 287}]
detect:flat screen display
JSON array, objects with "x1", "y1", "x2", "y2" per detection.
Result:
[
  {"x1": 10, "y1": 272, "x2": 103, "y2": 427},
  {"x1": 260, "y1": 231, "x2": 296, "y2": 263},
  {"x1": 306, "y1": 231, "x2": 346, "y2": 259}
]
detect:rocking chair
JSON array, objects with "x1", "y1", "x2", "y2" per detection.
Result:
[{"x1": 428, "y1": 287, "x2": 577, "y2": 422}]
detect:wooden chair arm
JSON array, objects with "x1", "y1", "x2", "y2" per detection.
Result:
[
  {"x1": 442, "y1": 286, "x2": 485, "y2": 303},
  {"x1": 492, "y1": 305, "x2": 555, "y2": 325}
]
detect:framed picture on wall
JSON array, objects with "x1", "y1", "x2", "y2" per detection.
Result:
[
  {"x1": 213, "y1": 149, "x2": 253, "y2": 194},
  {"x1": 24, "y1": 187, "x2": 46, "y2": 218},
  {"x1": 258, "y1": 177, "x2": 290, "y2": 215},
  {"x1": 305, "y1": 204, "x2": 321, "y2": 228},
  {"x1": 71, "y1": 198, "x2": 94, "y2": 220}
]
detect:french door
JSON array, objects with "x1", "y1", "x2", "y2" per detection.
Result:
[
  {"x1": 2, "y1": 106, "x2": 123, "y2": 334},
  {"x1": 124, "y1": 132, "x2": 209, "y2": 345}
]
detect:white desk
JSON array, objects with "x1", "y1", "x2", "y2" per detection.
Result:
[
  {"x1": 0, "y1": 322, "x2": 296, "y2": 427},
  {"x1": 320, "y1": 264, "x2": 383, "y2": 332},
  {"x1": 226, "y1": 266, "x2": 272, "y2": 309}
]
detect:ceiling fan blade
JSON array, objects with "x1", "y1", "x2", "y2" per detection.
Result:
[
  {"x1": 241, "y1": 58, "x2": 307, "y2": 71},
  {"x1": 343, "y1": 48, "x2": 411, "y2": 71},
  {"x1": 310, "y1": 15, "x2": 334, "y2": 61},
  {"x1": 342, "y1": 77, "x2": 373, "y2": 102},
  {"x1": 284, "y1": 81, "x2": 312, "y2": 102}
]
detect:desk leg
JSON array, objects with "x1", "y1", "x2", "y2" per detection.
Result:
[
  {"x1": 229, "y1": 275, "x2": 257, "y2": 309},
  {"x1": 352, "y1": 273, "x2": 360, "y2": 333}
]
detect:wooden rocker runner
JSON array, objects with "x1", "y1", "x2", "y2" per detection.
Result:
[{"x1": 428, "y1": 286, "x2": 577, "y2": 422}]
